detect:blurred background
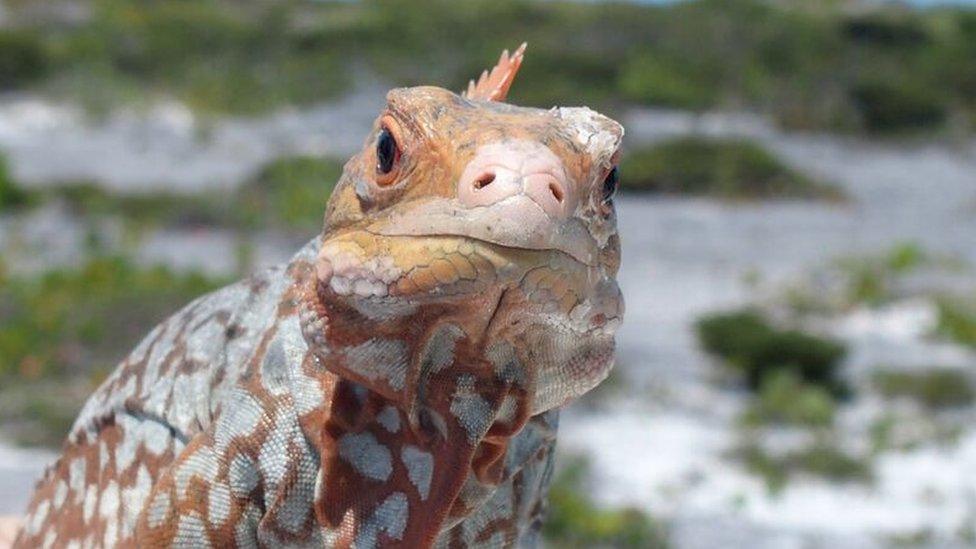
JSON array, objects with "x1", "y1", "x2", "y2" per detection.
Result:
[{"x1": 0, "y1": 0, "x2": 975, "y2": 546}]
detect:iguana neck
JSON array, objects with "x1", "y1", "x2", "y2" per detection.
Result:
[{"x1": 297, "y1": 269, "x2": 535, "y2": 546}]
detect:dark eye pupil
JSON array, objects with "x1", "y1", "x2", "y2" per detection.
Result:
[
  {"x1": 377, "y1": 128, "x2": 397, "y2": 174},
  {"x1": 602, "y1": 166, "x2": 619, "y2": 202}
]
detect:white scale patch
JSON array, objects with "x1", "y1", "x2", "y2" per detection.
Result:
[
  {"x1": 122, "y1": 466, "x2": 153, "y2": 538},
  {"x1": 376, "y1": 406, "x2": 401, "y2": 433},
  {"x1": 175, "y1": 447, "x2": 220, "y2": 500},
  {"x1": 176, "y1": 514, "x2": 211, "y2": 548},
  {"x1": 337, "y1": 432, "x2": 393, "y2": 481},
  {"x1": 274, "y1": 480, "x2": 313, "y2": 535},
  {"x1": 400, "y1": 445, "x2": 433, "y2": 501},
  {"x1": 53, "y1": 480, "x2": 68, "y2": 507},
  {"x1": 68, "y1": 458, "x2": 86, "y2": 504},
  {"x1": 343, "y1": 338, "x2": 409, "y2": 391},
  {"x1": 257, "y1": 408, "x2": 296, "y2": 489},
  {"x1": 214, "y1": 389, "x2": 265, "y2": 453},
  {"x1": 450, "y1": 375, "x2": 494, "y2": 444},
  {"x1": 553, "y1": 106, "x2": 623, "y2": 163},
  {"x1": 25, "y1": 499, "x2": 48, "y2": 535},
  {"x1": 146, "y1": 491, "x2": 171, "y2": 529},
  {"x1": 321, "y1": 245, "x2": 402, "y2": 299},
  {"x1": 420, "y1": 324, "x2": 463, "y2": 374},
  {"x1": 354, "y1": 492, "x2": 409, "y2": 548},
  {"x1": 82, "y1": 488, "x2": 97, "y2": 523},
  {"x1": 229, "y1": 453, "x2": 261, "y2": 498},
  {"x1": 207, "y1": 481, "x2": 232, "y2": 528}
]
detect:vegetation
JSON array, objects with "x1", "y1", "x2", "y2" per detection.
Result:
[
  {"x1": 743, "y1": 371, "x2": 836, "y2": 428},
  {"x1": 835, "y1": 242, "x2": 930, "y2": 306},
  {"x1": 695, "y1": 308, "x2": 848, "y2": 395},
  {"x1": 935, "y1": 299, "x2": 976, "y2": 349},
  {"x1": 0, "y1": 255, "x2": 228, "y2": 381},
  {"x1": 872, "y1": 369, "x2": 975, "y2": 410},
  {"x1": 738, "y1": 439, "x2": 872, "y2": 493},
  {"x1": 1, "y1": 155, "x2": 343, "y2": 232},
  {"x1": 2, "y1": 0, "x2": 976, "y2": 134},
  {"x1": 620, "y1": 137, "x2": 842, "y2": 200},
  {"x1": 544, "y1": 456, "x2": 668, "y2": 548},
  {"x1": 869, "y1": 412, "x2": 964, "y2": 453},
  {"x1": 235, "y1": 155, "x2": 342, "y2": 232},
  {"x1": 0, "y1": 155, "x2": 31, "y2": 211}
]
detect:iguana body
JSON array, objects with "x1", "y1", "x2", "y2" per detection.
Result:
[{"x1": 14, "y1": 45, "x2": 624, "y2": 548}]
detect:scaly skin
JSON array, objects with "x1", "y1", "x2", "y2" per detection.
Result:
[{"x1": 14, "y1": 45, "x2": 624, "y2": 548}]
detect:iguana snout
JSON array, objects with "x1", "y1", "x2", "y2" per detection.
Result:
[{"x1": 457, "y1": 139, "x2": 573, "y2": 220}]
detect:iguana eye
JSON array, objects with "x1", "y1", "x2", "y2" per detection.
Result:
[
  {"x1": 602, "y1": 166, "x2": 619, "y2": 203},
  {"x1": 376, "y1": 127, "x2": 399, "y2": 176}
]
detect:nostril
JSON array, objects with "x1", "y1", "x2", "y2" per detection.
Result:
[
  {"x1": 548, "y1": 182, "x2": 564, "y2": 203},
  {"x1": 474, "y1": 171, "x2": 495, "y2": 190}
]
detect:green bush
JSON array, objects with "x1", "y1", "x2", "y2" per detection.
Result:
[
  {"x1": 744, "y1": 371, "x2": 836, "y2": 427},
  {"x1": 739, "y1": 439, "x2": 872, "y2": 493},
  {"x1": 4, "y1": 0, "x2": 976, "y2": 133},
  {"x1": 618, "y1": 54, "x2": 717, "y2": 110},
  {"x1": 544, "y1": 456, "x2": 668, "y2": 548},
  {"x1": 936, "y1": 300, "x2": 976, "y2": 349},
  {"x1": 0, "y1": 29, "x2": 48, "y2": 90},
  {"x1": 696, "y1": 308, "x2": 848, "y2": 394},
  {"x1": 32, "y1": 155, "x2": 344, "y2": 232},
  {"x1": 832, "y1": 242, "x2": 931, "y2": 307},
  {"x1": 49, "y1": 183, "x2": 226, "y2": 229},
  {"x1": 851, "y1": 78, "x2": 948, "y2": 134},
  {"x1": 0, "y1": 154, "x2": 31, "y2": 211},
  {"x1": 0, "y1": 256, "x2": 228, "y2": 381},
  {"x1": 872, "y1": 369, "x2": 974, "y2": 409},
  {"x1": 236, "y1": 155, "x2": 343, "y2": 231},
  {"x1": 620, "y1": 138, "x2": 843, "y2": 200}
]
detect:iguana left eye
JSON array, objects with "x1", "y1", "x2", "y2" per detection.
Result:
[
  {"x1": 376, "y1": 128, "x2": 398, "y2": 175},
  {"x1": 602, "y1": 166, "x2": 619, "y2": 203}
]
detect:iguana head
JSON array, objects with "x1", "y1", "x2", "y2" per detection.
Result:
[
  {"x1": 311, "y1": 44, "x2": 624, "y2": 416},
  {"x1": 302, "y1": 44, "x2": 625, "y2": 544}
]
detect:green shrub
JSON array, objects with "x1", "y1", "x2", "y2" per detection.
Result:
[
  {"x1": 851, "y1": 78, "x2": 948, "y2": 134},
  {"x1": 544, "y1": 456, "x2": 668, "y2": 549},
  {"x1": 872, "y1": 369, "x2": 974, "y2": 409},
  {"x1": 739, "y1": 439, "x2": 872, "y2": 493},
  {"x1": 834, "y1": 242, "x2": 930, "y2": 306},
  {"x1": 695, "y1": 308, "x2": 848, "y2": 394},
  {"x1": 620, "y1": 138, "x2": 843, "y2": 200},
  {"x1": 48, "y1": 183, "x2": 226, "y2": 229},
  {"x1": 32, "y1": 155, "x2": 344, "y2": 232},
  {"x1": 0, "y1": 154, "x2": 31, "y2": 211},
  {"x1": 236, "y1": 155, "x2": 343, "y2": 231},
  {"x1": 935, "y1": 300, "x2": 976, "y2": 349},
  {"x1": 789, "y1": 441, "x2": 873, "y2": 482},
  {"x1": 0, "y1": 29, "x2": 48, "y2": 90},
  {"x1": 0, "y1": 381, "x2": 88, "y2": 447},
  {"x1": 0, "y1": 256, "x2": 228, "y2": 381},
  {"x1": 744, "y1": 371, "x2": 836, "y2": 427},
  {"x1": 842, "y1": 13, "x2": 930, "y2": 48},
  {"x1": 618, "y1": 54, "x2": 717, "y2": 110}
]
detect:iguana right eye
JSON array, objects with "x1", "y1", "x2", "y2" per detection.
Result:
[{"x1": 376, "y1": 127, "x2": 399, "y2": 176}]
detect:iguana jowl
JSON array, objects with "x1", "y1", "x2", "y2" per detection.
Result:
[{"x1": 14, "y1": 44, "x2": 625, "y2": 548}]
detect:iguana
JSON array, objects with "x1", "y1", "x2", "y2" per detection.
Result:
[{"x1": 13, "y1": 44, "x2": 624, "y2": 548}]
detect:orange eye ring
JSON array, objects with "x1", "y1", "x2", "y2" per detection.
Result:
[{"x1": 375, "y1": 115, "x2": 403, "y2": 186}]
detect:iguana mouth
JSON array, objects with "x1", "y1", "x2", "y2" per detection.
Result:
[{"x1": 363, "y1": 197, "x2": 601, "y2": 267}]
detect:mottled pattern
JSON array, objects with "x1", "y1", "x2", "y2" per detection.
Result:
[{"x1": 15, "y1": 46, "x2": 623, "y2": 548}]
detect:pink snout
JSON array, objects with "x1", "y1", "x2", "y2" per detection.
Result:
[{"x1": 457, "y1": 140, "x2": 575, "y2": 219}]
